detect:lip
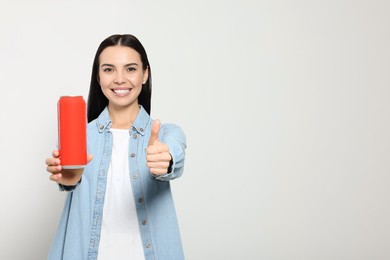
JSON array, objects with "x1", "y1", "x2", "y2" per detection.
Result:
[{"x1": 112, "y1": 88, "x2": 131, "y2": 96}]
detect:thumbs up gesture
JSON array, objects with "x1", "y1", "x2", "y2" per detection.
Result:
[{"x1": 146, "y1": 119, "x2": 172, "y2": 175}]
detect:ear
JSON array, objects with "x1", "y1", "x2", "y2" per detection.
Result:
[{"x1": 143, "y1": 66, "x2": 149, "y2": 84}]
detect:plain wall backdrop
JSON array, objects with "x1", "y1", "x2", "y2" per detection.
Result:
[{"x1": 1, "y1": 0, "x2": 389, "y2": 259}]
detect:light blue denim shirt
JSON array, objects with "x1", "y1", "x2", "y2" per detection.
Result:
[{"x1": 48, "y1": 106, "x2": 186, "y2": 260}]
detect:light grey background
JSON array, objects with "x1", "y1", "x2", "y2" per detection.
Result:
[{"x1": 1, "y1": 0, "x2": 389, "y2": 259}]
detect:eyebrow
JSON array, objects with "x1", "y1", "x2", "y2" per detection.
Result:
[{"x1": 100, "y1": 63, "x2": 139, "y2": 68}]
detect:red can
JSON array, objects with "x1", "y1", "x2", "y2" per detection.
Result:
[{"x1": 57, "y1": 96, "x2": 87, "y2": 169}]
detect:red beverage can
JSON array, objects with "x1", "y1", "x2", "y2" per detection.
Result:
[{"x1": 57, "y1": 96, "x2": 87, "y2": 169}]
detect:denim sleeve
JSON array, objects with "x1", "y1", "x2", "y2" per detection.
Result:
[
  {"x1": 58, "y1": 178, "x2": 82, "y2": 192},
  {"x1": 153, "y1": 123, "x2": 187, "y2": 181}
]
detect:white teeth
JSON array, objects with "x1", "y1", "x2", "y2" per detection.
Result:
[{"x1": 113, "y1": 89, "x2": 130, "y2": 94}]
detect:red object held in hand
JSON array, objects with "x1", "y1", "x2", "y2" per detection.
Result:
[{"x1": 57, "y1": 96, "x2": 87, "y2": 169}]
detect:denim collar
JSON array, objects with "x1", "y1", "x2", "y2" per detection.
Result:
[{"x1": 96, "y1": 105, "x2": 150, "y2": 136}]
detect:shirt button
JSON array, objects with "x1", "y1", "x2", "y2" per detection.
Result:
[
  {"x1": 133, "y1": 174, "x2": 138, "y2": 179},
  {"x1": 142, "y1": 220, "x2": 147, "y2": 225},
  {"x1": 138, "y1": 197, "x2": 143, "y2": 203},
  {"x1": 146, "y1": 242, "x2": 152, "y2": 248},
  {"x1": 130, "y1": 153, "x2": 136, "y2": 158},
  {"x1": 133, "y1": 134, "x2": 137, "y2": 139},
  {"x1": 140, "y1": 128, "x2": 144, "y2": 132},
  {"x1": 99, "y1": 125, "x2": 104, "y2": 130}
]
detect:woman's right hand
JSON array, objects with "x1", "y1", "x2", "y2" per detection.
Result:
[{"x1": 45, "y1": 150, "x2": 93, "y2": 186}]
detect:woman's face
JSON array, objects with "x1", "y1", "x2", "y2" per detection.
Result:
[{"x1": 98, "y1": 45, "x2": 148, "y2": 110}]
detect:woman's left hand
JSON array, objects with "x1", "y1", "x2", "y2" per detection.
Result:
[{"x1": 146, "y1": 119, "x2": 172, "y2": 175}]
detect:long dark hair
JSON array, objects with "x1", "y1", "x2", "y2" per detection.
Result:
[{"x1": 87, "y1": 34, "x2": 152, "y2": 123}]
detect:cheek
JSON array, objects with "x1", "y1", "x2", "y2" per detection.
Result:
[
  {"x1": 99, "y1": 75, "x2": 111, "y2": 87},
  {"x1": 129, "y1": 74, "x2": 145, "y2": 86}
]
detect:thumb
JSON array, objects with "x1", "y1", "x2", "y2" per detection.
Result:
[{"x1": 148, "y1": 119, "x2": 160, "y2": 146}]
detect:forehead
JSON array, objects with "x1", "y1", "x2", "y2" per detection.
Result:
[{"x1": 99, "y1": 46, "x2": 142, "y2": 64}]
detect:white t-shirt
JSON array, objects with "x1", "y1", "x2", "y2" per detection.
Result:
[{"x1": 97, "y1": 128, "x2": 145, "y2": 260}]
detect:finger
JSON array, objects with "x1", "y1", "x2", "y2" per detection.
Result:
[
  {"x1": 148, "y1": 119, "x2": 161, "y2": 146},
  {"x1": 149, "y1": 167, "x2": 168, "y2": 175},
  {"x1": 50, "y1": 173, "x2": 62, "y2": 182},
  {"x1": 47, "y1": 164, "x2": 62, "y2": 174},
  {"x1": 146, "y1": 161, "x2": 170, "y2": 169},
  {"x1": 46, "y1": 157, "x2": 61, "y2": 167},
  {"x1": 52, "y1": 150, "x2": 60, "y2": 158},
  {"x1": 146, "y1": 143, "x2": 169, "y2": 155},
  {"x1": 146, "y1": 153, "x2": 172, "y2": 162},
  {"x1": 87, "y1": 154, "x2": 93, "y2": 163}
]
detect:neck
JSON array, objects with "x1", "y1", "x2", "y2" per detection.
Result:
[{"x1": 108, "y1": 104, "x2": 140, "y2": 129}]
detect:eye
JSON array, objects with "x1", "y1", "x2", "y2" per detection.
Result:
[
  {"x1": 103, "y1": 68, "x2": 113, "y2": 72},
  {"x1": 126, "y1": 67, "x2": 136, "y2": 72}
]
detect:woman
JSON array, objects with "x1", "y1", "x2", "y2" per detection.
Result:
[{"x1": 45, "y1": 34, "x2": 186, "y2": 260}]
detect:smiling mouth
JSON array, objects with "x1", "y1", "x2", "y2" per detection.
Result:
[{"x1": 112, "y1": 89, "x2": 131, "y2": 95}]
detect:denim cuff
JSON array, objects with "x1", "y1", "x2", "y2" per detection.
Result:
[{"x1": 58, "y1": 178, "x2": 82, "y2": 192}]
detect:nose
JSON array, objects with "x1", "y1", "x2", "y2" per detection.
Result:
[{"x1": 114, "y1": 71, "x2": 125, "y2": 84}]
